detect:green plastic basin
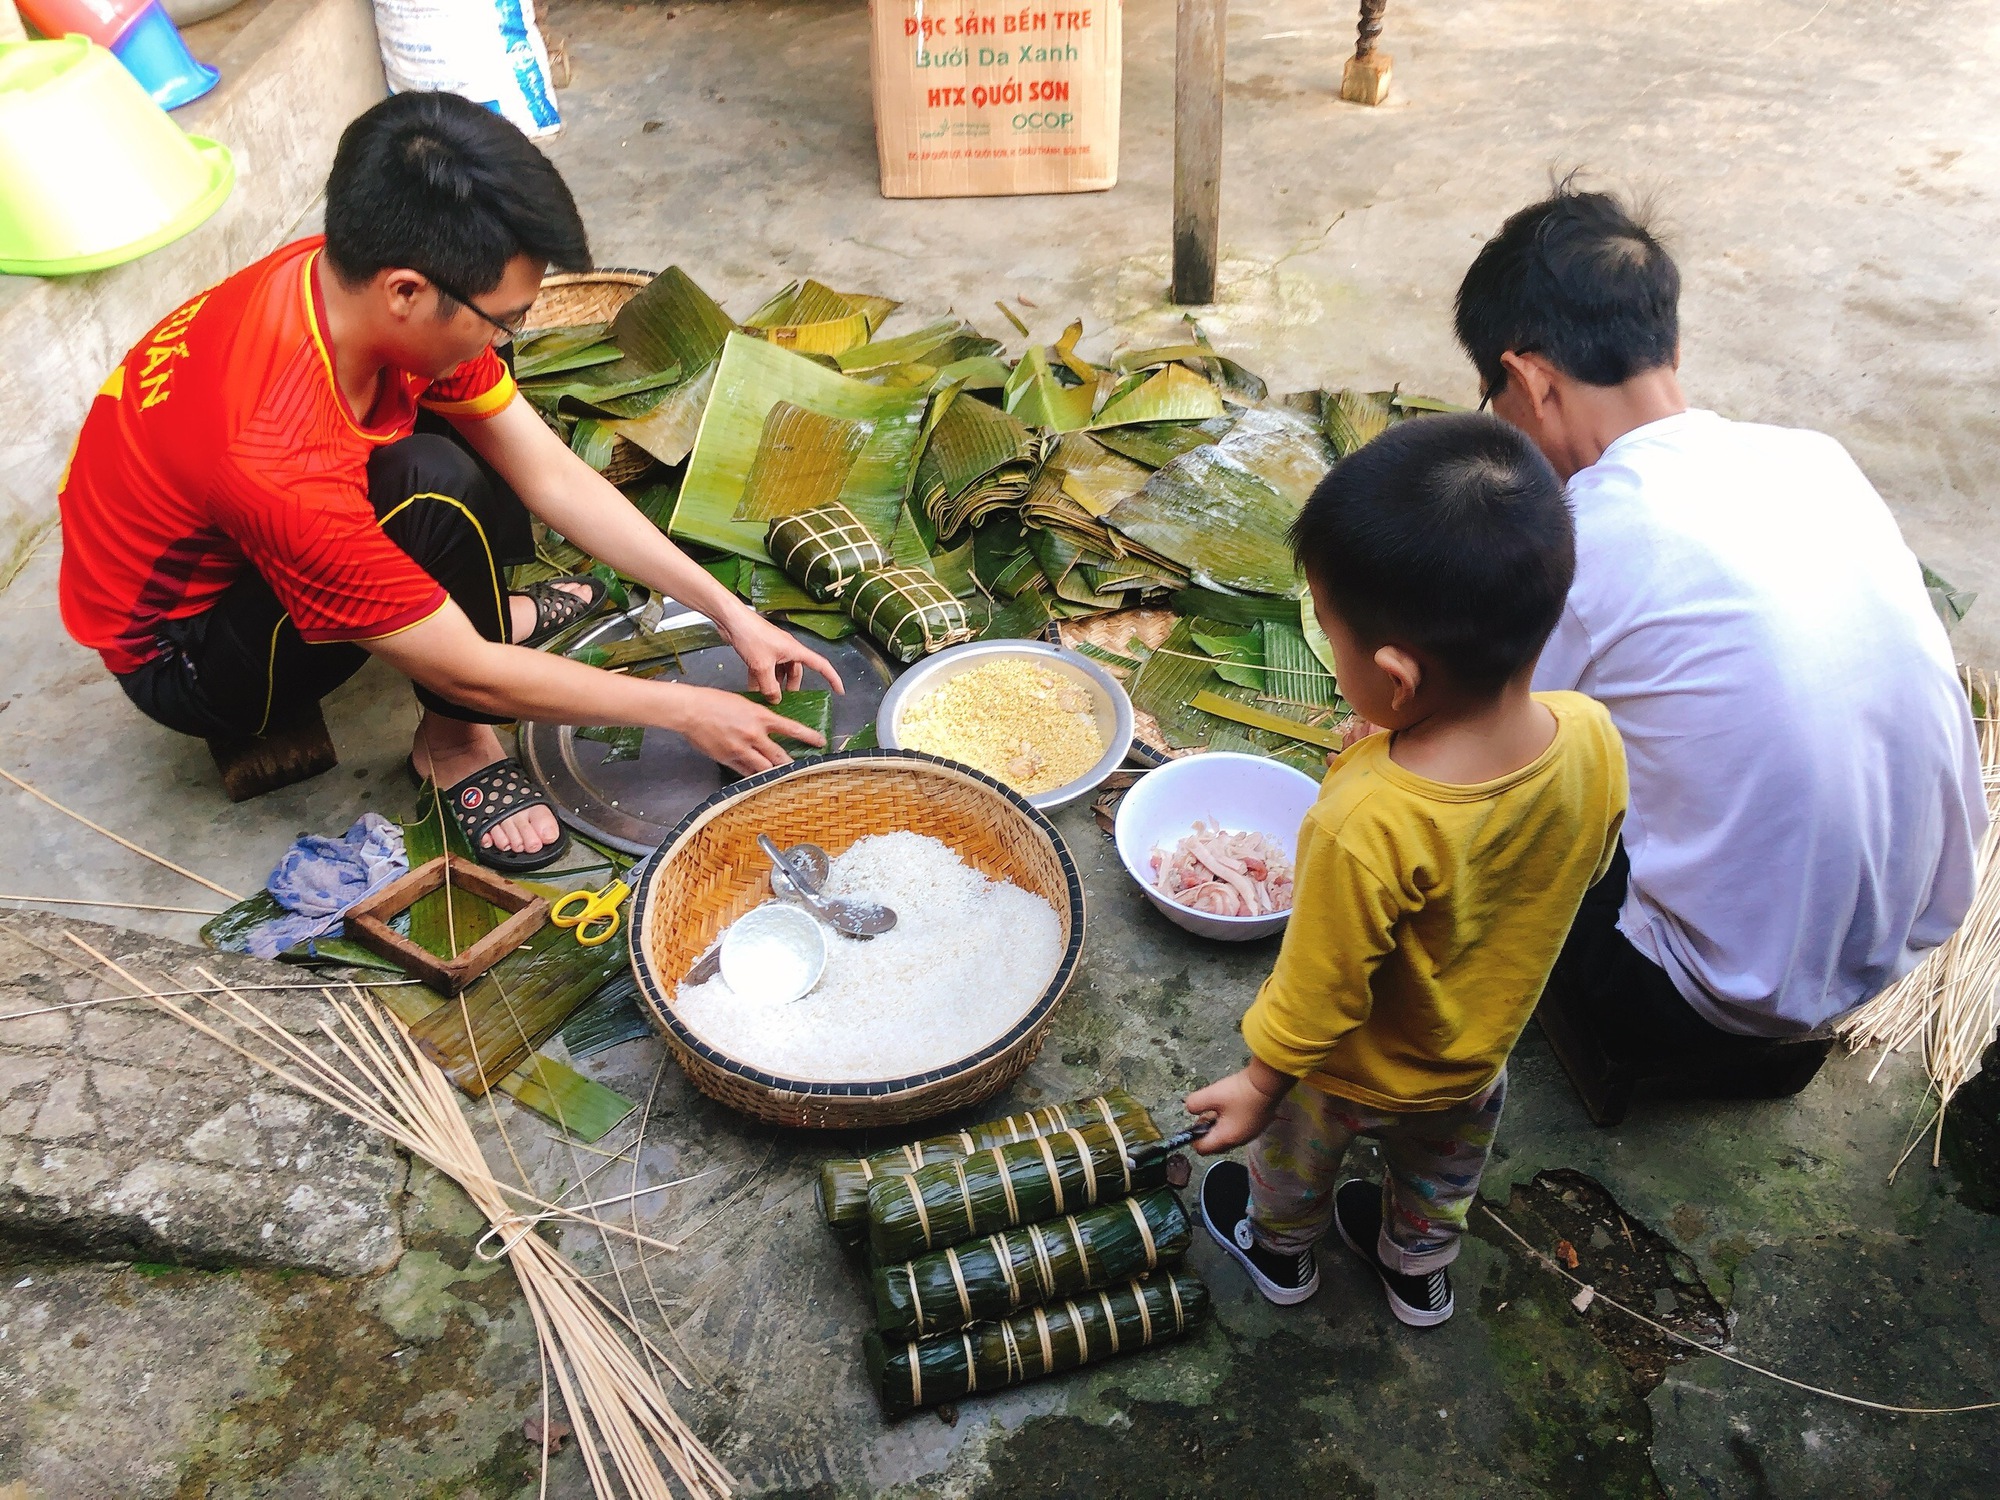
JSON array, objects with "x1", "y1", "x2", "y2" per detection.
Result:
[{"x1": 0, "y1": 36, "x2": 234, "y2": 276}]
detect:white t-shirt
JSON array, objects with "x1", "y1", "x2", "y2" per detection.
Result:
[{"x1": 1533, "y1": 409, "x2": 1987, "y2": 1037}]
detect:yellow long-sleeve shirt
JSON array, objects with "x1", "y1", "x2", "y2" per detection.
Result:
[{"x1": 1242, "y1": 691, "x2": 1627, "y2": 1111}]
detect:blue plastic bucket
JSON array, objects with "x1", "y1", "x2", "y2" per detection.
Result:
[{"x1": 109, "y1": 1, "x2": 217, "y2": 111}]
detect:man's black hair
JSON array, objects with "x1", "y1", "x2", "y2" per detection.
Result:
[
  {"x1": 1454, "y1": 180, "x2": 1678, "y2": 400},
  {"x1": 1291, "y1": 413, "x2": 1573, "y2": 695},
  {"x1": 323, "y1": 92, "x2": 590, "y2": 300}
]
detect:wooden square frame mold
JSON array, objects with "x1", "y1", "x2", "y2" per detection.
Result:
[{"x1": 343, "y1": 856, "x2": 550, "y2": 995}]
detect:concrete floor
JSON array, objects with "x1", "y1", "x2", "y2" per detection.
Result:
[{"x1": 3, "y1": 0, "x2": 1999, "y2": 1495}]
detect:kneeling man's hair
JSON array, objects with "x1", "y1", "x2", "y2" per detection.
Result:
[
  {"x1": 1454, "y1": 179, "x2": 1678, "y2": 401},
  {"x1": 1291, "y1": 413, "x2": 1573, "y2": 695},
  {"x1": 324, "y1": 92, "x2": 591, "y2": 298}
]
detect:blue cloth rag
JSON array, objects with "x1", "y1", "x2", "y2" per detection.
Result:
[{"x1": 245, "y1": 812, "x2": 408, "y2": 959}]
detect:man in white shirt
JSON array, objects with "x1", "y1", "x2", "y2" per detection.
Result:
[{"x1": 1453, "y1": 185, "x2": 1988, "y2": 1123}]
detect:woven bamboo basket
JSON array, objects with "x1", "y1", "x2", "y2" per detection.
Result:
[
  {"x1": 628, "y1": 750, "x2": 1086, "y2": 1129},
  {"x1": 523, "y1": 268, "x2": 660, "y2": 487}
]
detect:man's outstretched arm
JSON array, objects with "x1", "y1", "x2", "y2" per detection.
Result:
[
  {"x1": 454, "y1": 399, "x2": 844, "y2": 701},
  {"x1": 363, "y1": 599, "x2": 818, "y2": 774}
]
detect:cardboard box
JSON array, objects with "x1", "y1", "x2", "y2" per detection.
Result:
[{"x1": 869, "y1": 0, "x2": 1122, "y2": 199}]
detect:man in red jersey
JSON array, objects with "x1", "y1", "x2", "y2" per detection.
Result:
[{"x1": 58, "y1": 92, "x2": 837, "y2": 872}]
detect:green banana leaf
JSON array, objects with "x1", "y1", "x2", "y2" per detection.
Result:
[
  {"x1": 929, "y1": 354, "x2": 1012, "y2": 391},
  {"x1": 1112, "y1": 339, "x2": 1266, "y2": 403},
  {"x1": 372, "y1": 983, "x2": 634, "y2": 1141},
  {"x1": 974, "y1": 587, "x2": 1054, "y2": 640},
  {"x1": 1003, "y1": 344, "x2": 1096, "y2": 431},
  {"x1": 1109, "y1": 444, "x2": 1305, "y2": 596},
  {"x1": 627, "y1": 479, "x2": 679, "y2": 531},
  {"x1": 1190, "y1": 690, "x2": 1347, "y2": 750},
  {"x1": 1218, "y1": 407, "x2": 1336, "y2": 506},
  {"x1": 1170, "y1": 587, "x2": 1299, "y2": 627},
  {"x1": 574, "y1": 724, "x2": 645, "y2": 762},
  {"x1": 835, "y1": 319, "x2": 986, "y2": 374},
  {"x1": 673, "y1": 333, "x2": 928, "y2": 562},
  {"x1": 406, "y1": 921, "x2": 629, "y2": 1094},
  {"x1": 402, "y1": 797, "x2": 506, "y2": 958},
  {"x1": 1192, "y1": 624, "x2": 1264, "y2": 690},
  {"x1": 609, "y1": 266, "x2": 736, "y2": 377},
  {"x1": 748, "y1": 562, "x2": 820, "y2": 613},
  {"x1": 734, "y1": 688, "x2": 834, "y2": 758},
  {"x1": 1050, "y1": 432, "x2": 1153, "y2": 518},
  {"x1": 604, "y1": 359, "x2": 717, "y2": 468},
  {"x1": 569, "y1": 417, "x2": 619, "y2": 471},
  {"x1": 1322, "y1": 387, "x2": 1396, "y2": 459},
  {"x1": 914, "y1": 391, "x2": 1045, "y2": 539},
  {"x1": 779, "y1": 610, "x2": 857, "y2": 641},
  {"x1": 1091, "y1": 363, "x2": 1226, "y2": 429},
  {"x1": 743, "y1": 279, "x2": 893, "y2": 356},
  {"x1": 512, "y1": 328, "x2": 622, "y2": 380},
  {"x1": 1261, "y1": 619, "x2": 1341, "y2": 708},
  {"x1": 520, "y1": 362, "x2": 683, "y2": 420},
  {"x1": 1090, "y1": 414, "x2": 1235, "y2": 468},
  {"x1": 557, "y1": 973, "x2": 653, "y2": 1059},
  {"x1": 1051, "y1": 319, "x2": 1098, "y2": 383},
  {"x1": 1301, "y1": 589, "x2": 1338, "y2": 672},
  {"x1": 733, "y1": 401, "x2": 871, "y2": 521}
]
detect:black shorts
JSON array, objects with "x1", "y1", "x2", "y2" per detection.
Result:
[{"x1": 116, "y1": 429, "x2": 534, "y2": 740}]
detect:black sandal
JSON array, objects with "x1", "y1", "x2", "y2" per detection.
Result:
[
  {"x1": 515, "y1": 574, "x2": 609, "y2": 649},
  {"x1": 435, "y1": 760, "x2": 572, "y2": 874}
]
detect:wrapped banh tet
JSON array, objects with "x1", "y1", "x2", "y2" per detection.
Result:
[
  {"x1": 766, "y1": 502, "x2": 887, "y2": 603},
  {"x1": 842, "y1": 566, "x2": 974, "y2": 663},
  {"x1": 872, "y1": 1187, "x2": 1191, "y2": 1339},
  {"x1": 817, "y1": 1089, "x2": 1162, "y2": 1244},
  {"x1": 865, "y1": 1270, "x2": 1210, "y2": 1417},
  {"x1": 866, "y1": 1116, "x2": 1168, "y2": 1264}
]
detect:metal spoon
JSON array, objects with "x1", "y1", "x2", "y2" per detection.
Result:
[
  {"x1": 758, "y1": 834, "x2": 897, "y2": 937},
  {"x1": 681, "y1": 843, "x2": 852, "y2": 986},
  {"x1": 768, "y1": 842, "x2": 831, "y2": 899}
]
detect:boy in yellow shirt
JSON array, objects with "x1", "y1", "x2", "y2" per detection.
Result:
[{"x1": 1189, "y1": 412, "x2": 1626, "y2": 1326}]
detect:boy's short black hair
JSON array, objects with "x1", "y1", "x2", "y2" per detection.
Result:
[
  {"x1": 324, "y1": 92, "x2": 590, "y2": 300},
  {"x1": 1454, "y1": 180, "x2": 1678, "y2": 400},
  {"x1": 1291, "y1": 413, "x2": 1573, "y2": 695}
]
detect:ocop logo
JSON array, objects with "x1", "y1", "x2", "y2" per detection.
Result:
[{"x1": 1015, "y1": 111, "x2": 1074, "y2": 131}]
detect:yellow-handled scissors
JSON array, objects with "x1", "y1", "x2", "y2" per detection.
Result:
[{"x1": 550, "y1": 878, "x2": 631, "y2": 947}]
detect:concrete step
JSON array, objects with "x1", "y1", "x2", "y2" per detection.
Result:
[{"x1": 0, "y1": 0, "x2": 386, "y2": 584}]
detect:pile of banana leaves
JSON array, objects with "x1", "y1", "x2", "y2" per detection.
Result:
[{"x1": 512, "y1": 269, "x2": 1459, "y2": 775}]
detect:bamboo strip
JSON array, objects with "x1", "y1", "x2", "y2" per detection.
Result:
[
  {"x1": 1838, "y1": 668, "x2": 2000, "y2": 1166},
  {"x1": 65, "y1": 935, "x2": 726, "y2": 1499},
  {"x1": 0, "y1": 765, "x2": 244, "y2": 900},
  {"x1": 0, "y1": 894, "x2": 226, "y2": 915}
]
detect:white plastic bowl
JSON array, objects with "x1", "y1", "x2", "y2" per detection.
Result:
[{"x1": 1113, "y1": 752, "x2": 1322, "y2": 941}]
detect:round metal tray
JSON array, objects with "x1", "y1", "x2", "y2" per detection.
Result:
[
  {"x1": 521, "y1": 608, "x2": 896, "y2": 855},
  {"x1": 875, "y1": 638, "x2": 1136, "y2": 811}
]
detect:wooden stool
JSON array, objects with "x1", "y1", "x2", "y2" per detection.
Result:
[{"x1": 205, "y1": 703, "x2": 339, "y2": 802}]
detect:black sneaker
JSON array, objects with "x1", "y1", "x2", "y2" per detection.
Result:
[
  {"x1": 1199, "y1": 1160, "x2": 1319, "y2": 1305},
  {"x1": 1332, "y1": 1178, "x2": 1453, "y2": 1327}
]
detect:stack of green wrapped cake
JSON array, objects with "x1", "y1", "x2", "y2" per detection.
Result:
[{"x1": 816, "y1": 1089, "x2": 1210, "y2": 1417}]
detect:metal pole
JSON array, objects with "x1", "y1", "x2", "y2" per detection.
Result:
[{"x1": 1172, "y1": 0, "x2": 1226, "y2": 304}]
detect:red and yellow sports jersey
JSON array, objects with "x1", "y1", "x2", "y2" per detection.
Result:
[{"x1": 57, "y1": 235, "x2": 517, "y2": 674}]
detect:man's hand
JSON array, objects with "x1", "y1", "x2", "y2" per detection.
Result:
[
  {"x1": 718, "y1": 605, "x2": 846, "y2": 702},
  {"x1": 1185, "y1": 1059, "x2": 1293, "y2": 1155},
  {"x1": 676, "y1": 685, "x2": 824, "y2": 775}
]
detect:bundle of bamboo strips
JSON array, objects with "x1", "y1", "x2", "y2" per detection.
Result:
[
  {"x1": 68, "y1": 934, "x2": 733, "y2": 1500},
  {"x1": 1838, "y1": 668, "x2": 2000, "y2": 1168}
]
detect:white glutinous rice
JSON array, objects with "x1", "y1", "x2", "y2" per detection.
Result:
[{"x1": 673, "y1": 831, "x2": 1063, "y2": 1082}]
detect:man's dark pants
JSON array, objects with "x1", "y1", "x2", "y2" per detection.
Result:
[
  {"x1": 1536, "y1": 844, "x2": 1833, "y2": 1124},
  {"x1": 118, "y1": 430, "x2": 533, "y2": 740}
]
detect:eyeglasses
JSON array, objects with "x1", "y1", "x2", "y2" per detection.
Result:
[{"x1": 426, "y1": 274, "x2": 530, "y2": 343}]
